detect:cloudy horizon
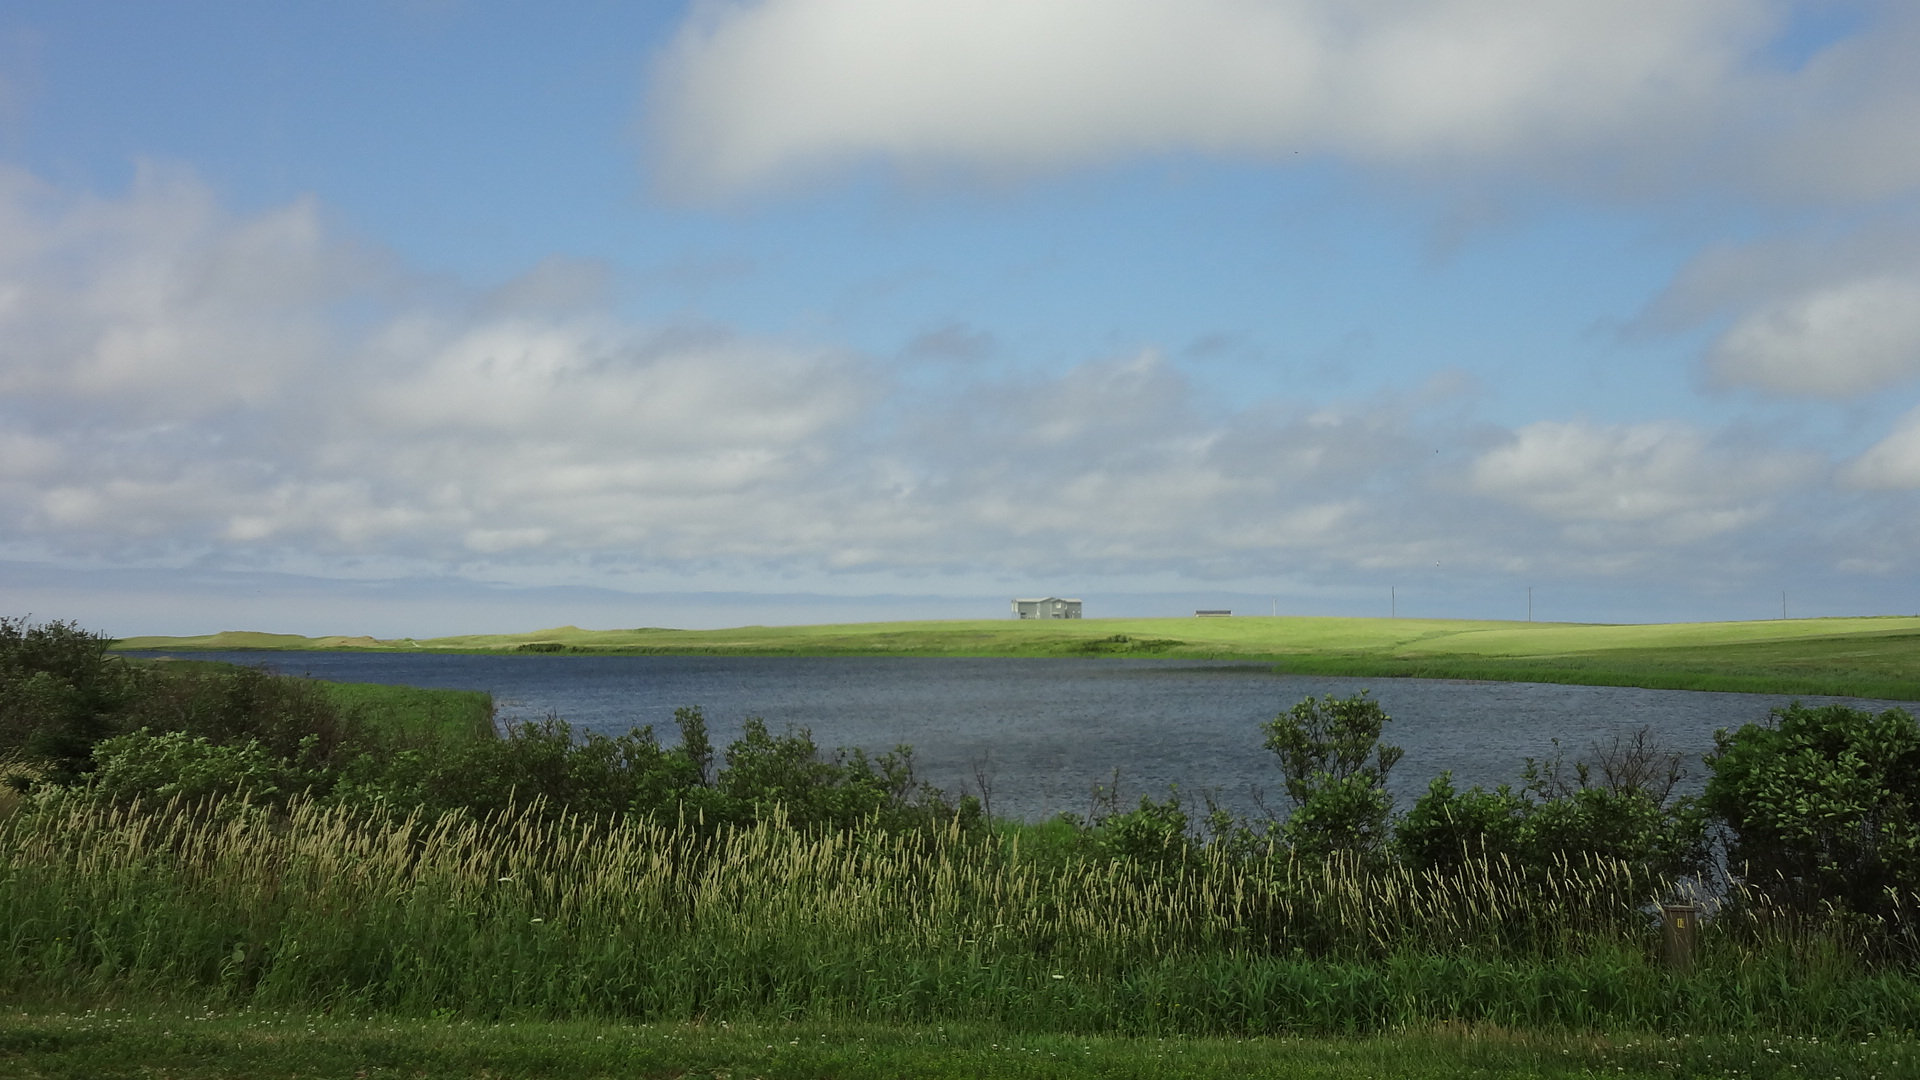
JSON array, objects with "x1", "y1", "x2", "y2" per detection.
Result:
[{"x1": 2, "y1": 1, "x2": 1918, "y2": 637}]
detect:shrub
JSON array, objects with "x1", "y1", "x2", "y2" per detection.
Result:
[
  {"x1": 718, "y1": 717, "x2": 933, "y2": 830},
  {"x1": 0, "y1": 617, "x2": 137, "y2": 783},
  {"x1": 118, "y1": 664, "x2": 362, "y2": 768},
  {"x1": 1262, "y1": 691, "x2": 1403, "y2": 862},
  {"x1": 1395, "y1": 728, "x2": 1708, "y2": 887},
  {"x1": 1704, "y1": 702, "x2": 1920, "y2": 916},
  {"x1": 333, "y1": 706, "x2": 962, "y2": 833},
  {"x1": 83, "y1": 728, "x2": 319, "y2": 808},
  {"x1": 335, "y1": 709, "x2": 709, "y2": 821}
]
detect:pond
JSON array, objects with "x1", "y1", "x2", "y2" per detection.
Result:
[{"x1": 125, "y1": 651, "x2": 1911, "y2": 821}]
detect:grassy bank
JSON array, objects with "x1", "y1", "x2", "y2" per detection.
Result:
[
  {"x1": 5, "y1": 797, "x2": 1916, "y2": 1040},
  {"x1": 4, "y1": 1007, "x2": 1908, "y2": 1080},
  {"x1": 310, "y1": 680, "x2": 495, "y2": 745},
  {"x1": 116, "y1": 614, "x2": 1920, "y2": 699}
]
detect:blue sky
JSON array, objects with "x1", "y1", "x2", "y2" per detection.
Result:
[{"x1": 2, "y1": 0, "x2": 1919, "y2": 636}]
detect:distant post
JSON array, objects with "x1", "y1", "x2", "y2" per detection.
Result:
[{"x1": 1660, "y1": 902, "x2": 1699, "y2": 973}]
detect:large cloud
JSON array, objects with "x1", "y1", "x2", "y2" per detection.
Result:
[
  {"x1": 0, "y1": 165, "x2": 1890, "y2": 587},
  {"x1": 1706, "y1": 274, "x2": 1920, "y2": 397},
  {"x1": 0, "y1": 165, "x2": 871, "y2": 566},
  {"x1": 1648, "y1": 220, "x2": 1920, "y2": 398},
  {"x1": 647, "y1": 0, "x2": 1920, "y2": 202}
]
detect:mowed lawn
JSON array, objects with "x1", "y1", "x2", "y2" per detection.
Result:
[
  {"x1": 1, "y1": 1008, "x2": 1903, "y2": 1080},
  {"x1": 116, "y1": 614, "x2": 1920, "y2": 700}
]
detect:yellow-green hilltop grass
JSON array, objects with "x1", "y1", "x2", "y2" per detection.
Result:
[{"x1": 113, "y1": 614, "x2": 1920, "y2": 700}]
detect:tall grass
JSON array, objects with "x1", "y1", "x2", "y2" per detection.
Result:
[{"x1": 4, "y1": 798, "x2": 1916, "y2": 1035}]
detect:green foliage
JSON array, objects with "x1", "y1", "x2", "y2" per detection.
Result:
[
  {"x1": 0, "y1": 617, "x2": 137, "y2": 784},
  {"x1": 334, "y1": 707, "x2": 959, "y2": 833},
  {"x1": 719, "y1": 717, "x2": 932, "y2": 829},
  {"x1": 1394, "y1": 773, "x2": 1528, "y2": 870},
  {"x1": 1, "y1": 618, "x2": 385, "y2": 794},
  {"x1": 82, "y1": 729, "x2": 319, "y2": 809},
  {"x1": 1088, "y1": 791, "x2": 1197, "y2": 868},
  {"x1": 1395, "y1": 729, "x2": 1709, "y2": 887},
  {"x1": 117, "y1": 664, "x2": 362, "y2": 767},
  {"x1": 1705, "y1": 702, "x2": 1920, "y2": 916},
  {"x1": 1263, "y1": 691, "x2": 1403, "y2": 861}
]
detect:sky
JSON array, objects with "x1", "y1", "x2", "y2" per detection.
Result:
[{"x1": 2, "y1": 0, "x2": 1919, "y2": 637}]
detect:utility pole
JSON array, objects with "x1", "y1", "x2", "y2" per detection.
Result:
[
  {"x1": 1271, "y1": 598, "x2": 1277, "y2": 617},
  {"x1": 1391, "y1": 586, "x2": 1396, "y2": 619},
  {"x1": 1782, "y1": 591, "x2": 1788, "y2": 620},
  {"x1": 1528, "y1": 586, "x2": 1533, "y2": 623}
]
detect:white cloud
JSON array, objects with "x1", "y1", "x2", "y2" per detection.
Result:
[
  {"x1": 0, "y1": 165, "x2": 871, "y2": 564},
  {"x1": 1648, "y1": 220, "x2": 1920, "y2": 398},
  {"x1": 0, "y1": 163, "x2": 360, "y2": 416},
  {"x1": 650, "y1": 0, "x2": 1764, "y2": 197},
  {"x1": 1843, "y1": 406, "x2": 1920, "y2": 490},
  {"x1": 0, "y1": 164, "x2": 1895, "y2": 590},
  {"x1": 1705, "y1": 274, "x2": 1920, "y2": 397},
  {"x1": 1470, "y1": 420, "x2": 1815, "y2": 543}
]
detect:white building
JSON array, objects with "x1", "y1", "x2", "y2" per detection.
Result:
[{"x1": 1012, "y1": 597, "x2": 1082, "y2": 619}]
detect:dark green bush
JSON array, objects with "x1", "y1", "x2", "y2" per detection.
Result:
[
  {"x1": 1704, "y1": 702, "x2": 1920, "y2": 916},
  {"x1": 0, "y1": 617, "x2": 138, "y2": 783},
  {"x1": 1394, "y1": 728, "x2": 1708, "y2": 887},
  {"x1": 333, "y1": 706, "x2": 964, "y2": 833},
  {"x1": 339, "y1": 708, "x2": 711, "y2": 821},
  {"x1": 118, "y1": 664, "x2": 361, "y2": 768}
]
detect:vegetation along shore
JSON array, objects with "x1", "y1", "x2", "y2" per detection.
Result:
[
  {"x1": 8, "y1": 614, "x2": 1920, "y2": 1077},
  {"x1": 116, "y1": 611, "x2": 1920, "y2": 701}
]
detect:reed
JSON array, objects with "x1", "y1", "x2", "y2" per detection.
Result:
[{"x1": 4, "y1": 798, "x2": 1915, "y2": 1035}]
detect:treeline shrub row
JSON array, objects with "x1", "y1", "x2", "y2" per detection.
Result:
[
  {"x1": 6, "y1": 616, "x2": 1920, "y2": 926},
  {"x1": 1, "y1": 617, "x2": 957, "y2": 835}
]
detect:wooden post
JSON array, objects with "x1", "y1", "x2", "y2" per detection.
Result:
[{"x1": 1661, "y1": 903, "x2": 1699, "y2": 973}]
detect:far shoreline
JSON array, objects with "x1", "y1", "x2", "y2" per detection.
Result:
[{"x1": 110, "y1": 613, "x2": 1920, "y2": 702}]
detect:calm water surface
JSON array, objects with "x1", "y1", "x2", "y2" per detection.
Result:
[{"x1": 129, "y1": 652, "x2": 1911, "y2": 820}]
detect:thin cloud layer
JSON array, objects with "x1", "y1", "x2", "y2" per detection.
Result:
[
  {"x1": 0, "y1": 166, "x2": 1889, "y2": 587},
  {"x1": 648, "y1": 0, "x2": 1917, "y2": 202}
]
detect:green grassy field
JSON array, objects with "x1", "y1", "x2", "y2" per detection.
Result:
[
  {"x1": 2, "y1": 1007, "x2": 1904, "y2": 1080},
  {"x1": 115, "y1": 614, "x2": 1920, "y2": 699}
]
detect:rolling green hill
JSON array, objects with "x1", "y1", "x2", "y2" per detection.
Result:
[{"x1": 112, "y1": 614, "x2": 1920, "y2": 700}]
